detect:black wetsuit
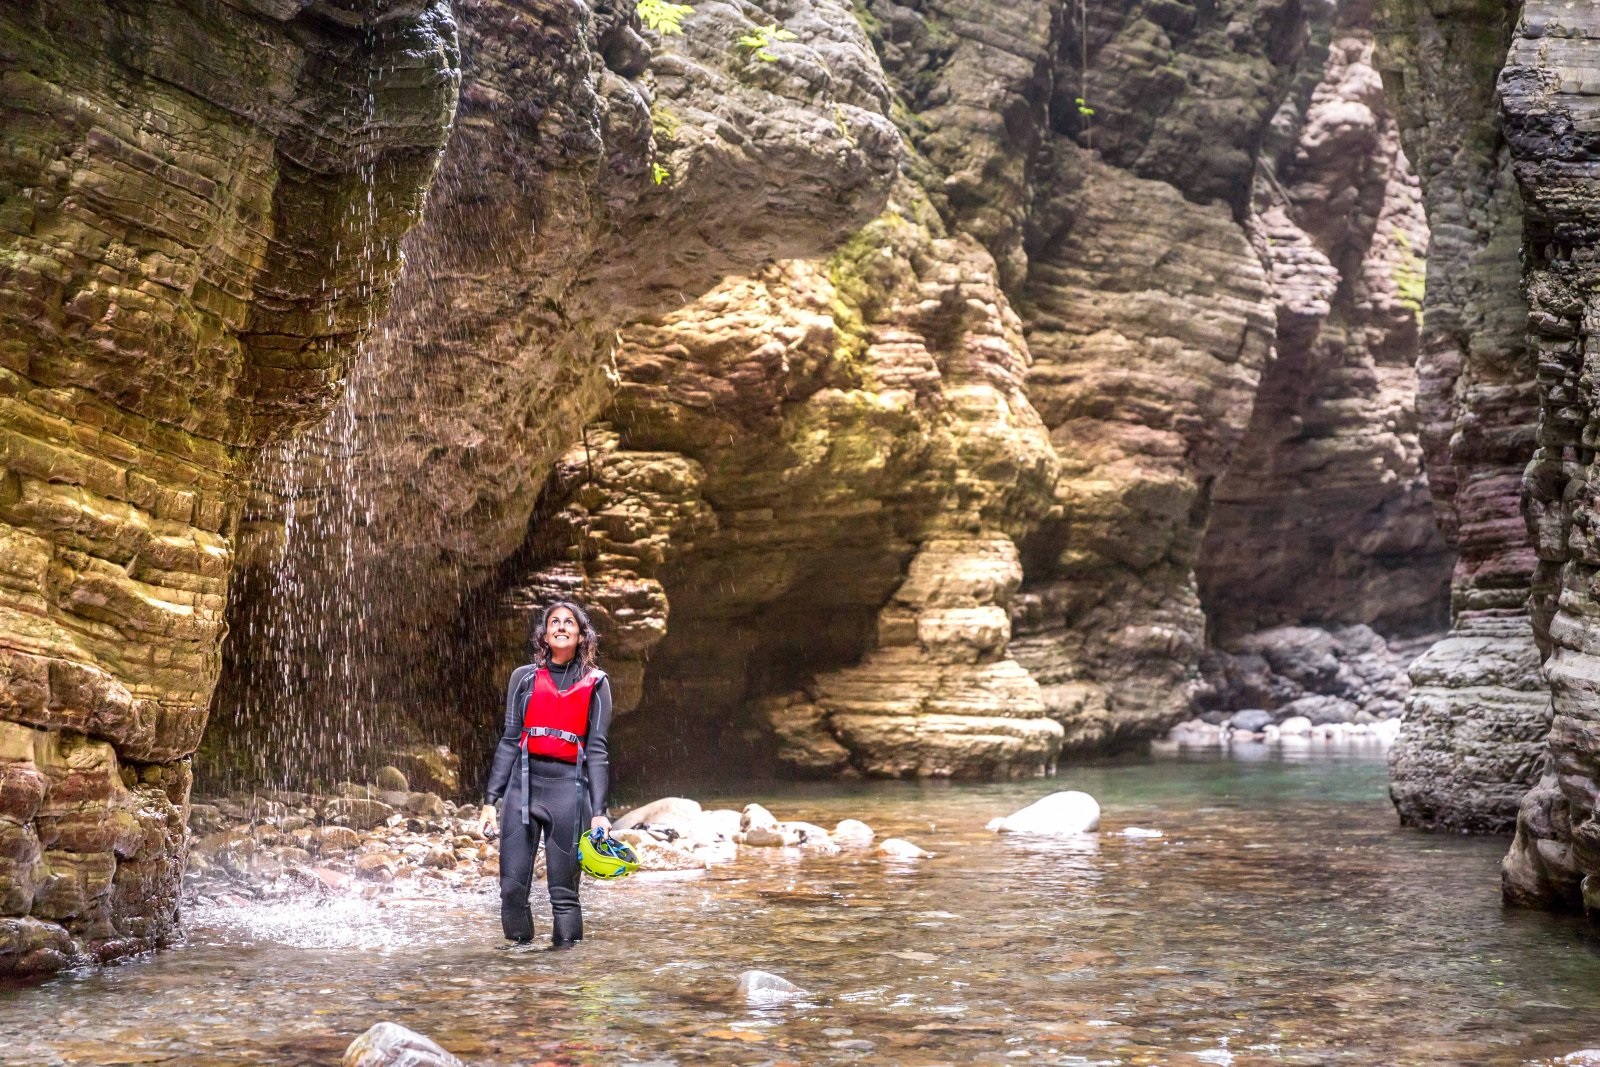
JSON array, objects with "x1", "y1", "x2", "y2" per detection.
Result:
[{"x1": 485, "y1": 658, "x2": 613, "y2": 944}]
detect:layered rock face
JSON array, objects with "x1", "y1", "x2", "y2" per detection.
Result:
[
  {"x1": 1500, "y1": 0, "x2": 1600, "y2": 911},
  {"x1": 211, "y1": 0, "x2": 900, "y2": 781},
  {"x1": 0, "y1": 1, "x2": 457, "y2": 972},
  {"x1": 1008, "y1": 0, "x2": 1447, "y2": 745},
  {"x1": 203, "y1": 0, "x2": 1453, "y2": 787},
  {"x1": 504, "y1": 184, "x2": 1061, "y2": 778},
  {"x1": 1198, "y1": 21, "x2": 1449, "y2": 644},
  {"x1": 1373, "y1": 0, "x2": 1548, "y2": 833}
]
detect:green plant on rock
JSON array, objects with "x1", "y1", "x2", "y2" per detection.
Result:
[
  {"x1": 650, "y1": 161, "x2": 672, "y2": 185},
  {"x1": 738, "y1": 22, "x2": 797, "y2": 62},
  {"x1": 1393, "y1": 227, "x2": 1426, "y2": 318},
  {"x1": 638, "y1": 0, "x2": 694, "y2": 35}
]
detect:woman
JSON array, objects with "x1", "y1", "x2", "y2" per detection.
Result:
[{"x1": 479, "y1": 600, "x2": 613, "y2": 948}]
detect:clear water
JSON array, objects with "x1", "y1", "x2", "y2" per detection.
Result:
[{"x1": 5, "y1": 748, "x2": 1600, "y2": 1066}]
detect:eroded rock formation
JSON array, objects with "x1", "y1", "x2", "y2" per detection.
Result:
[
  {"x1": 0, "y1": 1, "x2": 457, "y2": 971},
  {"x1": 210, "y1": 0, "x2": 900, "y2": 781},
  {"x1": 502, "y1": 182, "x2": 1061, "y2": 778},
  {"x1": 1499, "y1": 0, "x2": 1600, "y2": 912},
  {"x1": 1374, "y1": 0, "x2": 1548, "y2": 834}
]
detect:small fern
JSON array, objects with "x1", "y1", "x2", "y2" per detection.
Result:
[
  {"x1": 638, "y1": 0, "x2": 693, "y2": 35},
  {"x1": 737, "y1": 22, "x2": 797, "y2": 62},
  {"x1": 650, "y1": 161, "x2": 671, "y2": 185}
]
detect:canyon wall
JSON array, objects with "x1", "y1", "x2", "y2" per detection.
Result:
[
  {"x1": 1374, "y1": 0, "x2": 1548, "y2": 834},
  {"x1": 209, "y1": 0, "x2": 901, "y2": 782},
  {"x1": 0, "y1": 0, "x2": 457, "y2": 972},
  {"x1": 482, "y1": 0, "x2": 1450, "y2": 774},
  {"x1": 1500, "y1": 0, "x2": 1600, "y2": 913}
]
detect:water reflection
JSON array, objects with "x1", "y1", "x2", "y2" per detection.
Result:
[{"x1": 4, "y1": 751, "x2": 1600, "y2": 1065}]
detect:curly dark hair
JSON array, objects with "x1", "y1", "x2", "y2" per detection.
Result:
[{"x1": 532, "y1": 600, "x2": 599, "y2": 669}]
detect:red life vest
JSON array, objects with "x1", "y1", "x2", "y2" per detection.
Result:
[{"x1": 521, "y1": 665, "x2": 599, "y2": 763}]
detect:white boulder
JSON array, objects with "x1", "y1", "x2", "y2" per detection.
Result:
[
  {"x1": 832, "y1": 819, "x2": 875, "y2": 847},
  {"x1": 875, "y1": 837, "x2": 931, "y2": 859},
  {"x1": 987, "y1": 791, "x2": 1101, "y2": 835}
]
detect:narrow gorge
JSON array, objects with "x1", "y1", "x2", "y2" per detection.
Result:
[{"x1": 4, "y1": 0, "x2": 1600, "y2": 997}]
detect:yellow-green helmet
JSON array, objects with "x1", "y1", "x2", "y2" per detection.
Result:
[{"x1": 580, "y1": 828, "x2": 640, "y2": 879}]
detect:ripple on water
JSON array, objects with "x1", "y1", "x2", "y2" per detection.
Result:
[{"x1": 3, "y1": 750, "x2": 1600, "y2": 1066}]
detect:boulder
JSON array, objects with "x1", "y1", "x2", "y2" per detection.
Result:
[
  {"x1": 740, "y1": 803, "x2": 779, "y2": 833},
  {"x1": 324, "y1": 798, "x2": 395, "y2": 831},
  {"x1": 699, "y1": 809, "x2": 744, "y2": 840},
  {"x1": 987, "y1": 791, "x2": 1101, "y2": 835},
  {"x1": 615, "y1": 796, "x2": 703, "y2": 832},
  {"x1": 612, "y1": 830, "x2": 708, "y2": 871},
  {"x1": 741, "y1": 824, "x2": 801, "y2": 848},
  {"x1": 387, "y1": 746, "x2": 461, "y2": 795},
  {"x1": 1278, "y1": 715, "x2": 1313, "y2": 736},
  {"x1": 1277, "y1": 694, "x2": 1359, "y2": 725},
  {"x1": 1228, "y1": 709, "x2": 1273, "y2": 732},
  {"x1": 405, "y1": 793, "x2": 447, "y2": 818},
  {"x1": 343, "y1": 1022, "x2": 463, "y2": 1067},
  {"x1": 313, "y1": 826, "x2": 362, "y2": 853},
  {"x1": 784, "y1": 822, "x2": 840, "y2": 854},
  {"x1": 875, "y1": 838, "x2": 932, "y2": 859},
  {"x1": 374, "y1": 766, "x2": 409, "y2": 792},
  {"x1": 832, "y1": 819, "x2": 875, "y2": 847}
]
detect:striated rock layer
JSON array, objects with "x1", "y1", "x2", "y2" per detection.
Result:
[
  {"x1": 207, "y1": 0, "x2": 1453, "y2": 786},
  {"x1": 501, "y1": 182, "x2": 1062, "y2": 778},
  {"x1": 1374, "y1": 0, "x2": 1547, "y2": 833},
  {"x1": 1501, "y1": 0, "x2": 1600, "y2": 912},
  {"x1": 1198, "y1": 16, "x2": 1450, "y2": 644},
  {"x1": 0, "y1": 1, "x2": 458, "y2": 972},
  {"x1": 210, "y1": 0, "x2": 900, "y2": 782}
]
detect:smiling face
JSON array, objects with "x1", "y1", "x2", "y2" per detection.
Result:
[{"x1": 544, "y1": 606, "x2": 580, "y2": 663}]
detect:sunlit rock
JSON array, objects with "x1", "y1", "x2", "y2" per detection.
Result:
[
  {"x1": 832, "y1": 819, "x2": 875, "y2": 847},
  {"x1": 988, "y1": 791, "x2": 1101, "y2": 836}
]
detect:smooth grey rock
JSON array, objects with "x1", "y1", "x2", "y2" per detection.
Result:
[
  {"x1": 1228, "y1": 709, "x2": 1274, "y2": 732},
  {"x1": 1277, "y1": 695, "x2": 1359, "y2": 726}
]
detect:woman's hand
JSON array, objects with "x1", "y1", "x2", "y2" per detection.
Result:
[
  {"x1": 479, "y1": 803, "x2": 499, "y2": 838},
  {"x1": 590, "y1": 815, "x2": 612, "y2": 832}
]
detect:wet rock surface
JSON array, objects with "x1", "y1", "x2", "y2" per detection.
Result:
[
  {"x1": 184, "y1": 784, "x2": 898, "y2": 904},
  {"x1": 0, "y1": 0, "x2": 459, "y2": 972}
]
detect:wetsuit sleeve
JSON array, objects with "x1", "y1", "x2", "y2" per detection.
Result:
[
  {"x1": 586, "y1": 675, "x2": 614, "y2": 818},
  {"x1": 485, "y1": 664, "x2": 533, "y2": 804}
]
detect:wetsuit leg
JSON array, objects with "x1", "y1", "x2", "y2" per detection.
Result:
[
  {"x1": 537, "y1": 774, "x2": 588, "y2": 945},
  {"x1": 498, "y1": 785, "x2": 543, "y2": 942}
]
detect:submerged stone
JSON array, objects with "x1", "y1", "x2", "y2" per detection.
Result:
[
  {"x1": 343, "y1": 1022, "x2": 463, "y2": 1067},
  {"x1": 736, "y1": 969, "x2": 810, "y2": 1002}
]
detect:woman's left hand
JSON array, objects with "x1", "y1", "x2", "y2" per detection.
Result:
[{"x1": 590, "y1": 815, "x2": 612, "y2": 832}]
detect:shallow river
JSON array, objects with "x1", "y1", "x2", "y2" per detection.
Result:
[{"x1": 5, "y1": 746, "x2": 1600, "y2": 1066}]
